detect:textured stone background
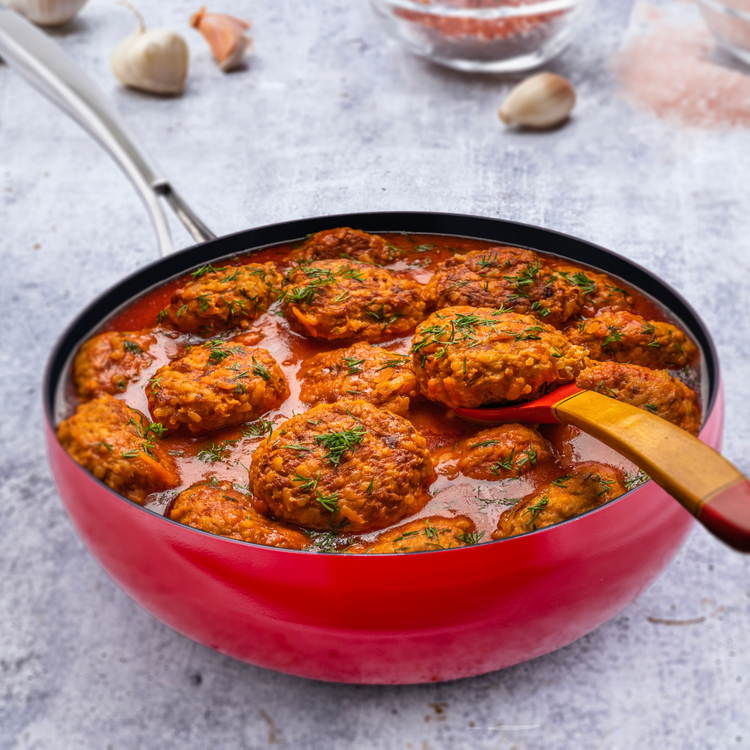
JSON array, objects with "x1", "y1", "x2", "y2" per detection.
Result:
[{"x1": 1, "y1": 0, "x2": 749, "y2": 748}]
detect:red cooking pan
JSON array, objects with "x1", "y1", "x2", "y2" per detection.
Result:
[{"x1": 1, "y1": 10, "x2": 745, "y2": 684}]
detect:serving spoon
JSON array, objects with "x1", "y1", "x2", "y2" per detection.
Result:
[
  {"x1": 454, "y1": 382, "x2": 750, "y2": 552},
  {"x1": 1, "y1": 8, "x2": 748, "y2": 553}
]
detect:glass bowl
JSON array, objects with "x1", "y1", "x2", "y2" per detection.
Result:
[
  {"x1": 368, "y1": 0, "x2": 597, "y2": 73},
  {"x1": 697, "y1": 0, "x2": 750, "y2": 66}
]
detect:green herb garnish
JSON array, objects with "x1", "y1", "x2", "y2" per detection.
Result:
[
  {"x1": 314, "y1": 426, "x2": 366, "y2": 466},
  {"x1": 123, "y1": 339, "x2": 143, "y2": 355}
]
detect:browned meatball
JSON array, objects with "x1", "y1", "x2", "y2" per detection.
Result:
[
  {"x1": 73, "y1": 330, "x2": 157, "y2": 399},
  {"x1": 349, "y1": 516, "x2": 480, "y2": 554},
  {"x1": 294, "y1": 227, "x2": 399, "y2": 266},
  {"x1": 169, "y1": 481, "x2": 310, "y2": 550},
  {"x1": 57, "y1": 395, "x2": 179, "y2": 504},
  {"x1": 576, "y1": 361, "x2": 701, "y2": 436},
  {"x1": 547, "y1": 260, "x2": 634, "y2": 316},
  {"x1": 299, "y1": 342, "x2": 418, "y2": 417},
  {"x1": 280, "y1": 259, "x2": 425, "y2": 341},
  {"x1": 491, "y1": 462, "x2": 627, "y2": 539},
  {"x1": 249, "y1": 400, "x2": 436, "y2": 532},
  {"x1": 411, "y1": 306, "x2": 589, "y2": 410},
  {"x1": 422, "y1": 247, "x2": 585, "y2": 327},
  {"x1": 162, "y1": 262, "x2": 282, "y2": 335},
  {"x1": 148, "y1": 341, "x2": 289, "y2": 434},
  {"x1": 566, "y1": 311, "x2": 697, "y2": 369},
  {"x1": 437, "y1": 423, "x2": 555, "y2": 480}
]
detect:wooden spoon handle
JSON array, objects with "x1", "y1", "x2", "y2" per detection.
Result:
[{"x1": 556, "y1": 390, "x2": 750, "y2": 552}]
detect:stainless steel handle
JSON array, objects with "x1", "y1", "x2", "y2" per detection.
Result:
[{"x1": 0, "y1": 8, "x2": 217, "y2": 256}]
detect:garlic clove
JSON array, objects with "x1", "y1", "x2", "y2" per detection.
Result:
[
  {"x1": 111, "y1": 3, "x2": 189, "y2": 96},
  {"x1": 498, "y1": 73, "x2": 576, "y2": 130},
  {"x1": 189, "y1": 6, "x2": 252, "y2": 72},
  {"x1": 2, "y1": 0, "x2": 89, "y2": 26}
]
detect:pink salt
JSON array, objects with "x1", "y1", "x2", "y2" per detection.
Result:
[
  {"x1": 612, "y1": 16, "x2": 750, "y2": 129},
  {"x1": 724, "y1": 0, "x2": 750, "y2": 11}
]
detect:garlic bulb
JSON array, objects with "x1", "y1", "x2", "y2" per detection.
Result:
[
  {"x1": 498, "y1": 73, "x2": 576, "y2": 130},
  {"x1": 2, "y1": 0, "x2": 88, "y2": 26},
  {"x1": 189, "y1": 6, "x2": 252, "y2": 72},
  {"x1": 111, "y1": 3, "x2": 189, "y2": 96}
]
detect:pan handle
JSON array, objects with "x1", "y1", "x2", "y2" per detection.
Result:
[{"x1": 0, "y1": 8, "x2": 216, "y2": 256}]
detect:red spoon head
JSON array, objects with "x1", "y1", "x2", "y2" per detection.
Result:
[{"x1": 453, "y1": 383, "x2": 583, "y2": 425}]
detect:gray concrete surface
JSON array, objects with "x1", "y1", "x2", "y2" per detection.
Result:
[{"x1": 1, "y1": 0, "x2": 749, "y2": 748}]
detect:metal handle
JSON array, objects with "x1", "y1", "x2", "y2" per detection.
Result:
[{"x1": 0, "y1": 8, "x2": 216, "y2": 256}]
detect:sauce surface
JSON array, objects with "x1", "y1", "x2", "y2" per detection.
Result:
[{"x1": 65, "y1": 232, "x2": 696, "y2": 548}]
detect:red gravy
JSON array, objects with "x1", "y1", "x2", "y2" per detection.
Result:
[{"x1": 67, "y1": 233, "x2": 691, "y2": 545}]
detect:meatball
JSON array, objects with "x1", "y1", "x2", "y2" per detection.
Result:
[
  {"x1": 294, "y1": 227, "x2": 399, "y2": 266},
  {"x1": 169, "y1": 481, "x2": 310, "y2": 550},
  {"x1": 148, "y1": 341, "x2": 289, "y2": 434},
  {"x1": 73, "y1": 330, "x2": 157, "y2": 399},
  {"x1": 280, "y1": 259, "x2": 425, "y2": 341},
  {"x1": 422, "y1": 247, "x2": 585, "y2": 327},
  {"x1": 299, "y1": 342, "x2": 419, "y2": 417},
  {"x1": 438, "y1": 423, "x2": 555, "y2": 481},
  {"x1": 576, "y1": 361, "x2": 701, "y2": 436},
  {"x1": 162, "y1": 262, "x2": 282, "y2": 335},
  {"x1": 548, "y1": 260, "x2": 634, "y2": 316},
  {"x1": 349, "y1": 515, "x2": 479, "y2": 554},
  {"x1": 566, "y1": 311, "x2": 697, "y2": 369},
  {"x1": 57, "y1": 395, "x2": 179, "y2": 504},
  {"x1": 411, "y1": 306, "x2": 590, "y2": 410},
  {"x1": 249, "y1": 400, "x2": 436, "y2": 532},
  {"x1": 492, "y1": 462, "x2": 627, "y2": 539}
]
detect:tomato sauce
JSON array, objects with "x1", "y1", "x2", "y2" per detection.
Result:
[{"x1": 71, "y1": 233, "x2": 694, "y2": 545}]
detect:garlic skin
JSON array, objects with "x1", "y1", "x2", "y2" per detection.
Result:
[
  {"x1": 2, "y1": 0, "x2": 88, "y2": 26},
  {"x1": 498, "y1": 73, "x2": 576, "y2": 130},
  {"x1": 112, "y1": 4, "x2": 189, "y2": 96},
  {"x1": 190, "y1": 6, "x2": 252, "y2": 72}
]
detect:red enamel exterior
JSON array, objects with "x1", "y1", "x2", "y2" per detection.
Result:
[{"x1": 44, "y1": 386, "x2": 723, "y2": 684}]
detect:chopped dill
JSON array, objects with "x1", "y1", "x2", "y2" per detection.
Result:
[
  {"x1": 343, "y1": 356, "x2": 366, "y2": 376},
  {"x1": 251, "y1": 357, "x2": 272, "y2": 381},
  {"x1": 524, "y1": 495, "x2": 549, "y2": 526},
  {"x1": 602, "y1": 326, "x2": 623, "y2": 349},
  {"x1": 551, "y1": 474, "x2": 571, "y2": 487},
  {"x1": 314, "y1": 426, "x2": 366, "y2": 466},
  {"x1": 197, "y1": 441, "x2": 234, "y2": 463},
  {"x1": 293, "y1": 472, "x2": 321, "y2": 493},
  {"x1": 315, "y1": 490, "x2": 339, "y2": 514},
  {"x1": 191, "y1": 263, "x2": 227, "y2": 279},
  {"x1": 123, "y1": 339, "x2": 143, "y2": 355},
  {"x1": 470, "y1": 439, "x2": 498, "y2": 449},
  {"x1": 489, "y1": 447, "x2": 516, "y2": 475},
  {"x1": 242, "y1": 418, "x2": 274, "y2": 438},
  {"x1": 286, "y1": 443, "x2": 312, "y2": 452},
  {"x1": 423, "y1": 519, "x2": 440, "y2": 542},
  {"x1": 516, "y1": 445, "x2": 538, "y2": 468},
  {"x1": 456, "y1": 530, "x2": 484, "y2": 546},
  {"x1": 392, "y1": 530, "x2": 419, "y2": 543},
  {"x1": 203, "y1": 340, "x2": 232, "y2": 364},
  {"x1": 376, "y1": 355, "x2": 409, "y2": 371}
]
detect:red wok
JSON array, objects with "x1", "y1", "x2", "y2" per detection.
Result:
[{"x1": 1, "y1": 10, "x2": 725, "y2": 683}]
